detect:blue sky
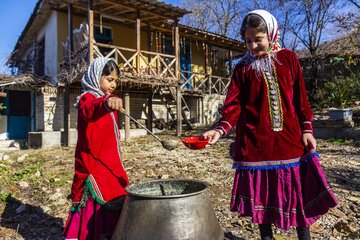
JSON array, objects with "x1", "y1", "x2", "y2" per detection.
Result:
[
  {"x1": 0, "y1": 0, "x2": 181, "y2": 74},
  {"x1": 0, "y1": 0, "x2": 38, "y2": 74}
]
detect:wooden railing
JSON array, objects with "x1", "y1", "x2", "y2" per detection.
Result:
[
  {"x1": 93, "y1": 42, "x2": 230, "y2": 95},
  {"x1": 94, "y1": 42, "x2": 177, "y2": 79},
  {"x1": 180, "y1": 70, "x2": 231, "y2": 95}
]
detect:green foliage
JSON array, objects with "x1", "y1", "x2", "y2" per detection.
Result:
[
  {"x1": 331, "y1": 56, "x2": 345, "y2": 63},
  {"x1": 329, "y1": 138, "x2": 347, "y2": 145},
  {"x1": 322, "y1": 73, "x2": 360, "y2": 108},
  {"x1": 0, "y1": 103, "x2": 6, "y2": 111},
  {"x1": 0, "y1": 191, "x2": 11, "y2": 202}
]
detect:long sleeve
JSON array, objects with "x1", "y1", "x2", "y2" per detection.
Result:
[
  {"x1": 292, "y1": 53, "x2": 314, "y2": 134},
  {"x1": 78, "y1": 93, "x2": 113, "y2": 122},
  {"x1": 215, "y1": 65, "x2": 242, "y2": 135}
]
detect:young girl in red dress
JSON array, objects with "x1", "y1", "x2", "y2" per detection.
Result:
[
  {"x1": 203, "y1": 10, "x2": 339, "y2": 240},
  {"x1": 64, "y1": 57, "x2": 129, "y2": 240}
]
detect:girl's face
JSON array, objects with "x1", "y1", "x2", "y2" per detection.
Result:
[
  {"x1": 244, "y1": 27, "x2": 270, "y2": 57},
  {"x1": 100, "y1": 70, "x2": 119, "y2": 95}
]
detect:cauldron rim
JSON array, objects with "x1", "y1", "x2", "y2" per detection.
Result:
[{"x1": 125, "y1": 179, "x2": 209, "y2": 199}]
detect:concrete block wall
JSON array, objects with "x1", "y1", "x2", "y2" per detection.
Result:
[
  {"x1": 35, "y1": 87, "x2": 78, "y2": 132},
  {"x1": 35, "y1": 92, "x2": 45, "y2": 131},
  {"x1": 34, "y1": 87, "x2": 225, "y2": 134},
  {"x1": 117, "y1": 92, "x2": 170, "y2": 127},
  {"x1": 203, "y1": 94, "x2": 226, "y2": 125}
]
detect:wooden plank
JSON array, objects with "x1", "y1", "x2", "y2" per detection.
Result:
[
  {"x1": 136, "y1": 9, "x2": 141, "y2": 74},
  {"x1": 174, "y1": 21, "x2": 180, "y2": 80},
  {"x1": 205, "y1": 44, "x2": 209, "y2": 74},
  {"x1": 96, "y1": 42, "x2": 137, "y2": 52},
  {"x1": 176, "y1": 86, "x2": 182, "y2": 136},
  {"x1": 124, "y1": 90, "x2": 130, "y2": 141},
  {"x1": 89, "y1": 10, "x2": 94, "y2": 63},
  {"x1": 64, "y1": 3, "x2": 73, "y2": 147},
  {"x1": 147, "y1": 90, "x2": 153, "y2": 131}
]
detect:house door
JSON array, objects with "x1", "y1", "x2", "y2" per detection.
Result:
[
  {"x1": 7, "y1": 90, "x2": 31, "y2": 139},
  {"x1": 164, "y1": 37, "x2": 191, "y2": 88}
]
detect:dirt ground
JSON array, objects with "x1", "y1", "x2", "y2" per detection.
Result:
[{"x1": 0, "y1": 128, "x2": 359, "y2": 240}]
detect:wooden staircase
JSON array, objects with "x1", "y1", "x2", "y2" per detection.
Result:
[{"x1": 158, "y1": 87, "x2": 193, "y2": 130}]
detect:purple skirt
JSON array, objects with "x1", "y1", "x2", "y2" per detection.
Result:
[
  {"x1": 64, "y1": 196, "x2": 121, "y2": 240},
  {"x1": 230, "y1": 152, "x2": 339, "y2": 230}
]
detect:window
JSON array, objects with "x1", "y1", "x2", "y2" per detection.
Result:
[
  {"x1": 94, "y1": 25, "x2": 112, "y2": 44},
  {"x1": 35, "y1": 37, "x2": 45, "y2": 76}
]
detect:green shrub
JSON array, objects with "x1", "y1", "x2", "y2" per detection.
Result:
[{"x1": 322, "y1": 73, "x2": 360, "y2": 108}]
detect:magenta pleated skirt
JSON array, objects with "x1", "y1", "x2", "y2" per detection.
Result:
[
  {"x1": 230, "y1": 152, "x2": 339, "y2": 230},
  {"x1": 64, "y1": 196, "x2": 121, "y2": 240}
]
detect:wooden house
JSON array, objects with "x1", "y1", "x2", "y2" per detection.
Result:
[{"x1": 4, "y1": 0, "x2": 245, "y2": 145}]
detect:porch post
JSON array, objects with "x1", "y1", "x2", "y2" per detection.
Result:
[
  {"x1": 64, "y1": 4, "x2": 73, "y2": 147},
  {"x1": 175, "y1": 20, "x2": 182, "y2": 136},
  {"x1": 124, "y1": 89, "x2": 130, "y2": 142},
  {"x1": 228, "y1": 49, "x2": 233, "y2": 75},
  {"x1": 205, "y1": 44, "x2": 211, "y2": 94},
  {"x1": 147, "y1": 90, "x2": 153, "y2": 131},
  {"x1": 88, "y1": 0, "x2": 94, "y2": 63},
  {"x1": 136, "y1": 9, "x2": 141, "y2": 74},
  {"x1": 147, "y1": 24, "x2": 151, "y2": 74}
]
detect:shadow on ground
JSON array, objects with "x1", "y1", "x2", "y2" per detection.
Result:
[
  {"x1": 224, "y1": 231, "x2": 246, "y2": 240},
  {"x1": 325, "y1": 166, "x2": 360, "y2": 192},
  {"x1": 0, "y1": 196, "x2": 63, "y2": 240}
]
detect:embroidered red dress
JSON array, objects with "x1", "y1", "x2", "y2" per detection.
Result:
[
  {"x1": 64, "y1": 93, "x2": 129, "y2": 240},
  {"x1": 215, "y1": 49, "x2": 338, "y2": 230}
]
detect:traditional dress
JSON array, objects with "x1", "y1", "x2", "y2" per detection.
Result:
[
  {"x1": 64, "y1": 58, "x2": 129, "y2": 240},
  {"x1": 215, "y1": 10, "x2": 338, "y2": 230}
]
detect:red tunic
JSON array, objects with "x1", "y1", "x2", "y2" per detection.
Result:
[
  {"x1": 216, "y1": 49, "x2": 314, "y2": 164},
  {"x1": 71, "y1": 93, "x2": 129, "y2": 206}
]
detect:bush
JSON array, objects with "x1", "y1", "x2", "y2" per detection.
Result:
[{"x1": 320, "y1": 72, "x2": 360, "y2": 108}]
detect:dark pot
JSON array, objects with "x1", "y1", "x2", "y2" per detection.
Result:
[{"x1": 112, "y1": 179, "x2": 224, "y2": 240}]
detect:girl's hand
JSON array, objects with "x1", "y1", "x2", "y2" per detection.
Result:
[
  {"x1": 107, "y1": 96, "x2": 125, "y2": 112},
  {"x1": 302, "y1": 133, "x2": 317, "y2": 150},
  {"x1": 203, "y1": 130, "x2": 221, "y2": 145}
]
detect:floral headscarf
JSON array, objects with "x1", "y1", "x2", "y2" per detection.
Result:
[
  {"x1": 75, "y1": 57, "x2": 116, "y2": 107},
  {"x1": 239, "y1": 10, "x2": 282, "y2": 76},
  {"x1": 248, "y1": 9, "x2": 281, "y2": 53}
]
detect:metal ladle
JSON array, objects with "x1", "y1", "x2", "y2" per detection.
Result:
[{"x1": 121, "y1": 111, "x2": 178, "y2": 151}]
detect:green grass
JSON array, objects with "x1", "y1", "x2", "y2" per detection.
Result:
[{"x1": 328, "y1": 138, "x2": 347, "y2": 145}]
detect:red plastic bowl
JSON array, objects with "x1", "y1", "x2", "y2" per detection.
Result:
[{"x1": 181, "y1": 136, "x2": 209, "y2": 150}]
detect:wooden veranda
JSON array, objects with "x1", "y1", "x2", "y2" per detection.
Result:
[{"x1": 55, "y1": 0, "x2": 245, "y2": 143}]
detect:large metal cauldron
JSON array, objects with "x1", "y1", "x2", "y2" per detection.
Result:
[{"x1": 112, "y1": 179, "x2": 223, "y2": 240}]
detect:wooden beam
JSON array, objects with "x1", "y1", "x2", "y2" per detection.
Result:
[
  {"x1": 208, "y1": 45, "x2": 212, "y2": 94},
  {"x1": 136, "y1": 9, "x2": 141, "y2": 74},
  {"x1": 64, "y1": 3, "x2": 73, "y2": 147},
  {"x1": 100, "y1": 3, "x2": 118, "y2": 12},
  {"x1": 229, "y1": 49, "x2": 233, "y2": 75},
  {"x1": 147, "y1": 90, "x2": 153, "y2": 131},
  {"x1": 174, "y1": 21, "x2": 180, "y2": 79},
  {"x1": 205, "y1": 43, "x2": 209, "y2": 75},
  {"x1": 174, "y1": 20, "x2": 182, "y2": 136},
  {"x1": 102, "y1": 0, "x2": 171, "y2": 22},
  {"x1": 124, "y1": 89, "x2": 130, "y2": 142},
  {"x1": 114, "y1": 9, "x2": 135, "y2": 16},
  {"x1": 176, "y1": 86, "x2": 182, "y2": 136},
  {"x1": 88, "y1": 9, "x2": 94, "y2": 63}
]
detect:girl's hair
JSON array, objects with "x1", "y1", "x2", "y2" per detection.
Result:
[
  {"x1": 101, "y1": 59, "x2": 120, "y2": 77},
  {"x1": 240, "y1": 14, "x2": 268, "y2": 39}
]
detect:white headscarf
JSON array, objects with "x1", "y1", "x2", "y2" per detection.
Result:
[
  {"x1": 75, "y1": 57, "x2": 116, "y2": 107},
  {"x1": 248, "y1": 9, "x2": 281, "y2": 53},
  {"x1": 239, "y1": 9, "x2": 282, "y2": 76}
]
